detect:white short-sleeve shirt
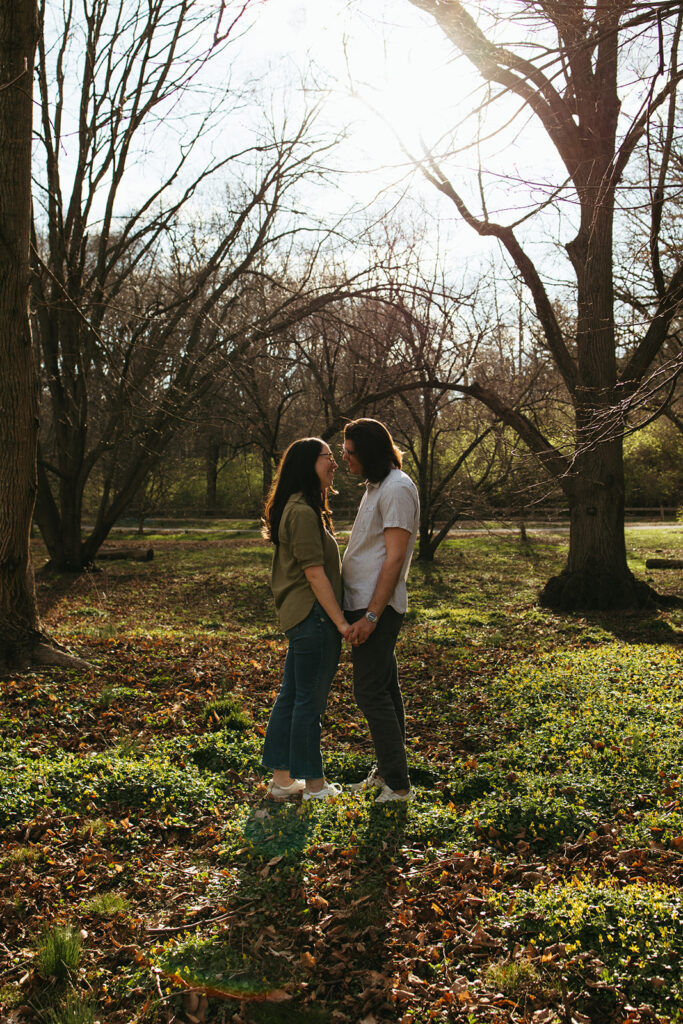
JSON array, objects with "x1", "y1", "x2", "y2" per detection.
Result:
[{"x1": 342, "y1": 468, "x2": 419, "y2": 614}]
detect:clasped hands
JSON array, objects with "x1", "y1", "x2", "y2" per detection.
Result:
[{"x1": 340, "y1": 617, "x2": 375, "y2": 646}]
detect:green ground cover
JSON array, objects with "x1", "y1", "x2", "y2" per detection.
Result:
[{"x1": 0, "y1": 525, "x2": 681, "y2": 1023}]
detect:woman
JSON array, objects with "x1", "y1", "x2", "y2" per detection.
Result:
[{"x1": 261, "y1": 438, "x2": 349, "y2": 801}]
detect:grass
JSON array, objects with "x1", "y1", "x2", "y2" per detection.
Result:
[
  {"x1": 203, "y1": 695, "x2": 253, "y2": 731},
  {"x1": 0, "y1": 522, "x2": 680, "y2": 1023},
  {"x1": 4, "y1": 845, "x2": 43, "y2": 866},
  {"x1": 80, "y1": 892, "x2": 129, "y2": 917},
  {"x1": 42, "y1": 991, "x2": 94, "y2": 1024},
  {"x1": 491, "y1": 879, "x2": 683, "y2": 995},
  {"x1": 36, "y1": 926, "x2": 82, "y2": 982},
  {"x1": 483, "y1": 957, "x2": 546, "y2": 999}
]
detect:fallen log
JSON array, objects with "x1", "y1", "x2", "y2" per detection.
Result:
[
  {"x1": 645, "y1": 558, "x2": 683, "y2": 570},
  {"x1": 97, "y1": 547, "x2": 154, "y2": 562}
]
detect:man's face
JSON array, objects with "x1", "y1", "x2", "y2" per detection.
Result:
[{"x1": 341, "y1": 437, "x2": 363, "y2": 477}]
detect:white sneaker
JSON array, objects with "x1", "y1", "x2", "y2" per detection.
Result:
[
  {"x1": 303, "y1": 781, "x2": 343, "y2": 801},
  {"x1": 347, "y1": 766, "x2": 384, "y2": 792},
  {"x1": 268, "y1": 778, "x2": 305, "y2": 800},
  {"x1": 375, "y1": 783, "x2": 413, "y2": 804}
]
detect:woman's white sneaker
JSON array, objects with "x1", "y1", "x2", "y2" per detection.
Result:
[{"x1": 268, "y1": 778, "x2": 305, "y2": 800}]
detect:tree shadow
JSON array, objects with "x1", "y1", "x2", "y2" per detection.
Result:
[
  {"x1": 35, "y1": 569, "x2": 92, "y2": 616},
  {"x1": 556, "y1": 607, "x2": 682, "y2": 647}
]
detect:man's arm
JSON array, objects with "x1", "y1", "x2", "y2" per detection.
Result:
[{"x1": 347, "y1": 527, "x2": 411, "y2": 645}]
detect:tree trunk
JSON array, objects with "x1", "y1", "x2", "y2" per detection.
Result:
[
  {"x1": 540, "y1": 435, "x2": 654, "y2": 610},
  {"x1": 206, "y1": 441, "x2": 219, "y2": 514},
  {"x1": 0, "y1": 3, "x2": 89, "y2": 670},
  {"x1": 416, "y1": 522, "x2": 436, "y2": 562},
  {"x1": 541, "y1": 158, "x2": 646, "y2": 609},
  {"x1": 416, "y1": 485, "x2": 437, "y2": 562},
  {"x1": 0, "y1": 0, "x2": 42, "y2": 666}
]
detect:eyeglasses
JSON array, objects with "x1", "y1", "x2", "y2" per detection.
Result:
[{"x1": 319, "y1": 451, "x2": 336, "y2": 462}]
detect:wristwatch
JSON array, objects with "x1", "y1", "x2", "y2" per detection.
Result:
[{"x1": 365, "y1": 610, "x2": 378, "y2": 624}]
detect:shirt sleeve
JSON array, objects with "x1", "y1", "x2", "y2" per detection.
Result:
[
  {"x1": 378, "y1": 481, "x2": 418, "y2": 531},
  {"x1": 282, "y1": 503, "x2": 325, "y2": 568}
]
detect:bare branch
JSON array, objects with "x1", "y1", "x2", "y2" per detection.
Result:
[{"x1": 418, "y1": 150, "x2": 577, "y2": 393}]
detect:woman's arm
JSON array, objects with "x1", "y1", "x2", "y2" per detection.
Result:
[{"x1": 303, "y1": 565, "x2": 350, "y2": 636}]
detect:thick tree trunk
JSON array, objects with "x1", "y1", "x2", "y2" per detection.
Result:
[
  {"x1": 36, "y1": 427, "x2": 166, "y2": 571},
  {"x1": 0, "y1": 1, "x2": 43, "y2": 665},
  {"x1": 540, "y1": 435, "x2": 655, "y2": 610},
  {"x1": 416, "y1": 487, "x2": 438, "y2": 562},
  {"x1": 541, "y1": 167, "x2": 651, "y2": 609},
  {"x1": 417, "y1": 524, "x2": 436, "y2": 562},
  {"x1": 57, "y1": 476, "x2": 85, "y2": 569},
  {"x1": 0, "y1": 4, "x2": 89, "y2": 670}
]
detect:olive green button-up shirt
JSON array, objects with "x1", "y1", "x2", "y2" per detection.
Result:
[{"x1": 271, "y1": 493, "x2": 342, "y2": 632}]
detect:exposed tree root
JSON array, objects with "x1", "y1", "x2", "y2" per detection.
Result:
[
  {"x1": 0, "y1": 635, "x2": 91, "y2": 676},
  {"x1": 31, "y1": 642, "x2": 91, "y2": 669},
  {"x1": 539, "y1": 569, "x2": 682, "y2": 612}
]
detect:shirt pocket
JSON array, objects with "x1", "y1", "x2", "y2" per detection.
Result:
[{"x1": 358, "y1": 499, "x2": 377, "y2": 523}]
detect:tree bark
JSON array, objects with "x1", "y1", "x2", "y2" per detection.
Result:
[{"x1": 0, "y1": 0, "x2": 42, "y2": 666}]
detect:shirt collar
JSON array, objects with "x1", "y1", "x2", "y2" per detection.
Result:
[{"x1": 365, "y1": 468, "x2": 397, "y2": 491}]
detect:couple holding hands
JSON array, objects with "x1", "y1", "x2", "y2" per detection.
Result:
[{"x1": 261, "y1": 418, "x2": 419, "y2": 804}]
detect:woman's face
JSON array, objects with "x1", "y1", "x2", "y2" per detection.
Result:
[{"x1": 315, "y1": 444, "x2": 337, "y2": 490}]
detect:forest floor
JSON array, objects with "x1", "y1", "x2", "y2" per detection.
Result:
[{"x1": 1, "y1": 525, "x2": 682, "y2": 1024}]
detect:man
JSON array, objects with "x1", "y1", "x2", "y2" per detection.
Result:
[{"x1": 341, "y1": 418, "x2": 419, "y2": 803}]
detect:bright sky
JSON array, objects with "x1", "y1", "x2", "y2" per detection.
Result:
[
  {"x1": 42, "y1": 0, "x2": 669, "y2": 270},
  {"x1": 36, "y1": 0, "x2": 575, "y2": 277},
  {"x1": 229, "y1": 0, "x2": 564, "y2": 260},
  {"x1": 242, "y1": 0, "x2": 466, "y2": 173}
]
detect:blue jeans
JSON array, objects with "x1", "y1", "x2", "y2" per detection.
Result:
[{"x1": 261, "y1": 602, "x2": 341, "y2": 780}]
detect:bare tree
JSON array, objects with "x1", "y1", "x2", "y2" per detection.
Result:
[
  {"x1": 293, "y1": 292, "x2": 420, "y2": 438},
  {"x1": 31, "y1": 0, "x2": 355, "y2": 571},
  {"x1": 402, "y1": 0, "x2": 683, "y2": 608},
  {"x1": 618, "y1": 136, "x2": 683, "y2": 438}
]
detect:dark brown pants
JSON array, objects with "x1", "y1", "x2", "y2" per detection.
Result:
[{"x1": 348, "y1": 606, "x2": 409, "y2": 792}]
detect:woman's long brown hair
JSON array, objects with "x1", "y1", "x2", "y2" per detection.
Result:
[{"x1": 262, "y1": 437, "x2": 334, "y2": 544}]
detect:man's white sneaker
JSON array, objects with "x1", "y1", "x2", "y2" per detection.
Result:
[
  {"x1": 303, "y1": 781, "x2": 343, "y2": 801},
  {"x1": 268, "y1": 778, "x2": 305, "y2": 800},
  {"x1": 347, "y1": 766, "x2": 384, "y2": 792},
  {"x1": 375, "y1": 783, "x2": 413, "y2": 804}
]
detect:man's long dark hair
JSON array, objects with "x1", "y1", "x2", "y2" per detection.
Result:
[
  {"x1": 262, "y1": 437, "x2": 334, "y2": 545},
  {"x1": 344, "y1": 419, "x2": 402, "y2": 483}
]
